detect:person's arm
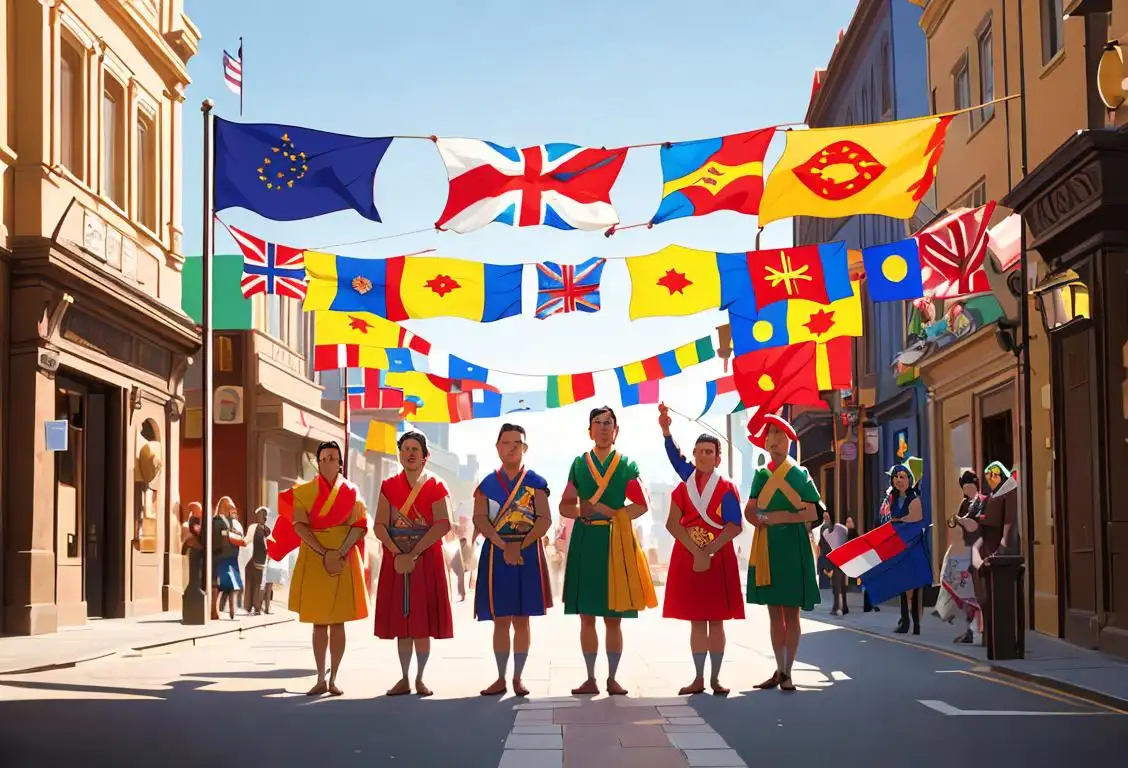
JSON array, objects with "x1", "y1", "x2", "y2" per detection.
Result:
[
  {"x1": 704, "y1": 491, "x2": 743, "y2": 556},
  {"x1": 766, "y1": 502, "x2": 819, "y2": 525},
  {"x1": 409, "y1": 496, "x2": 453, "y2": 559},
  {"x1": 664, "y1": 435, "x2": 694, "y2": 483},
  {"x1": 371, "y1": 493, "x2": 398, "y2": 554},
  {"x1": 616, "y1": 476, "x2": 649, "y2": 521},
  {"x1": 900, "y1": 497, "x2": 924, "y2": 524},
  {"x1": 335, "y1": 502, "x2": 368, "y2": 558},
  {"x1": 559, "y1": 481, "x2": 582, "y2": 520},
  {"x1": 522, "y1": 490, "x2": 553, "y2": 550},
  {"x1": 665, "y1": 498, "x2": 698, "y2": 554},
  {"x1": 744, "y1": 497, "x2": 762, "y2": 527},
  {"x1": 473, "y1": 494, "x2": 507, "y2": 550},
  {"x1": 292, "y1": 507, "x2": 328, "y2": 557}
]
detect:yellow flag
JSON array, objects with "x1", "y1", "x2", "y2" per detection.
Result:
[
  {"x1": 303, "y1": 251, "x2": 339, "y2": 312},
  {"x1": 364, "y1": 421, "x2": 397, "y2": 455},
  {"x1": 786, "y1": 281, "x2": 863, "y2": 344},
  {"x1": 384, "y1": 372, "x2": 471, "y2": 423},
  {"x1": 759, "y1": 115, "x2": 952, "y2": 224},
  {"x1": 314, "y1": 310, "x2": 408, "y2": 348},
  {"x1": 399, "y1": 257, "x2": 487, "y2": 321},
  {"x1": 625, "y1": 245, "x2": 721, "y2": 319}
]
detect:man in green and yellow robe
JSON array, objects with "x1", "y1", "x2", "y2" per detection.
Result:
[
  {"x1": 560, "y1": 406, "x2": 656, "y2": 696},
  {"x1": 745, "y1": 413, "x2": 821, "y2": 692}
]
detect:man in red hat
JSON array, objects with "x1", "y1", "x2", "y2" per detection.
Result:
[{"x1": 745, "y1": 413, "x2": 821, "y2": 692}]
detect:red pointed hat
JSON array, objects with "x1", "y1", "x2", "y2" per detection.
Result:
[{"x1": 747, "y1": 412, "x2": 798, "y2": 448}]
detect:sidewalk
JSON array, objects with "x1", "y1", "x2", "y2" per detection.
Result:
[
  {"x1": 816, "y1": 587, "x2": 1128, "y2": 709},
  {"x1": 0, "y1": 607, "x2": 295, "y2": 675}
]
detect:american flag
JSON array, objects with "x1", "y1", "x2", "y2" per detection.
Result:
[
  {"x1": 535, "y1": 257, "x2": 606, "y2": 319},
  {"x1": 223, "y1": 48, "x2": 242, "y2": 96},
  {"x1": 229, "y1": 225, "x2": 307, "y2": 300},
  {"x1": 916, "y1": 201, "x2": 996, "y2": 300}
]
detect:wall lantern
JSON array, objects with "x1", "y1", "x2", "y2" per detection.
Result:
[
  {"x1": 1031, "y1": 269, "x2": 1091, "y2": 332},
  {"x1": 1097, "y1": 42, "x2": 1127, "y2": 110}
]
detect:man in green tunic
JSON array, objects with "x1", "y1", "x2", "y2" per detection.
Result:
[
  {"x1": 560, "y1": 406, "x2": 652, "y2": 696},
  {"x1": 745, "y1": 413, "x2": 820, "y2": 692}
]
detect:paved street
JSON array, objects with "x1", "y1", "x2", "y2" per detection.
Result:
[{"x1": 1, "y1": 593, "x2": 1124, "y2": 767}]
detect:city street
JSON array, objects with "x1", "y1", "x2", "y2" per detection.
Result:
[{"x1": 1, "y1": 594, "x2": 1123, "y2": 767}]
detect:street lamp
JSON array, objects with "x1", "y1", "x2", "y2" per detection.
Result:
[{"x1": 1031, "y1": 269, "x2": 1091, "y2": 332}]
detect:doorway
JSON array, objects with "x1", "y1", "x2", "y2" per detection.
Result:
[{"x1": 980, "y1": 410, "x2": 1014, "y2": 475}]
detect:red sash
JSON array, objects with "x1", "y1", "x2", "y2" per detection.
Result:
[{"x1": 267, "y1": 474, "x2": 365, "y2": 561}]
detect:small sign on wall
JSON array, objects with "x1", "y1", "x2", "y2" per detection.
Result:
[{"x1": 45, "y1": 419, "x2": 69, "y2": 452}]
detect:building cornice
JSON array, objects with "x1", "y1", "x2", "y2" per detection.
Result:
[
  {"x1": 806, "y1": 0, "x2": 886, "y2": 126},
  {"x1": 98, "y1": 0, "x2": 196, "y2": 86},
  {"x1": 919, "y1": 0, "x2": 956, "y2": 39}
]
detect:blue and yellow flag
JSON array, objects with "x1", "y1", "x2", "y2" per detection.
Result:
[
  {"x1": 729, "y1": 281, "x2": 863, "y2": 355},
  {"x1": 862, "y1": 239, "x2": 925, "y2": 302}
]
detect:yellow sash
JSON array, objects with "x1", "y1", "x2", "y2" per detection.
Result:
[
  {"x1": 312, "y1": 476, "x2": 344, "y2": 523},
  {"x1": 584, "y1": 451, "x2": 620, "y2": 506},
  {"x1": 750, "y1": 459, "x2": 801, "y2": 588},
  {"x1": 492, "y1": 468, "x2": 530, "y2": 533}
]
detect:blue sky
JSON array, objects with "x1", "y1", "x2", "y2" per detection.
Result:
[{"x1": 182, "y1": 0, "x2": 860, "y2": 494}]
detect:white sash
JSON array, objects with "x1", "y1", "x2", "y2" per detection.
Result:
[{"x1": 686, "y1": 471, "x2": 724, "y2": 530}]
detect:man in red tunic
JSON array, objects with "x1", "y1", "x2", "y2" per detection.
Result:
[{"x1": 659, "y1": 404, "x2": 745, "y2": 695}]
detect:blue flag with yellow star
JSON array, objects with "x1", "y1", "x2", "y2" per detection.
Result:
[
  {"x1": 862, "y1": 239, "x2": 925, "y2": 302},
  {"x1": 214, "y1": 118, "x2": 392, "y2": 222}
]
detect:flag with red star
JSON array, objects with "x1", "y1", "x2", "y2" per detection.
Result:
[{"x1": 625, "y1": 245, "x2": 724, "y2": 319}]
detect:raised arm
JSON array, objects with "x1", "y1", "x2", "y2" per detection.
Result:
[{"x1": 664, "y1": 435, "x2": 695, "y2": 482}]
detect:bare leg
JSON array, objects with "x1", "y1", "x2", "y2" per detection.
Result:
[
  {"x1": 327, "y1": 623, "x2": 346, "y2": 695},
  {"x1": 754, "y1": 606, "x2": 786, "y2": 689},
  {"x1": 307, "y1": 625, "x2": 329, "y2": 695},
  {"x1": 679, "y1": 621, "x2": 708, "y2": 695},
  {"x1": 211, "y1": 585, "x2": 220, "y2": 619},
  {"x1": 605, "y1": 617, "x2": 627, "y2": 695},
  {"x1": 512, "y1": 617, "x2": 531, "y2": 696},
  {"x1": 482, "y1": 617, "x2": 512, "y2": 695},
  {"x1": 572, "y1": 615, "x2": 599, "y2": 695},
  {"x1": 781, "y1": 606, "x2": 801, "y2": 691},
  {"x1": 708, "y1": 621, "x2": 729, "y2": 695},
  {"x1": 387, "y1": 638, "x2": 412, "y2": 695},
  {"x1": 414, "y1": 637, "x2": 433, "y2": 696}
]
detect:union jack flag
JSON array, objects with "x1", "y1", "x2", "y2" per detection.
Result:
[
  {"x1": 229, "y1": 225, "x2": 307, "y2": 300},
  {"x1": 535, "y1": 257, "x2": 606, "y2": 319},
  {"x1": 916, "y1": 201, "x2": 996, "y2": 300}
]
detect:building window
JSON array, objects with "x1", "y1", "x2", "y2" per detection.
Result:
[
  {"x1": 880, "y1": 40, "x2": 892, "y2": 116},
  {"x1": 59, "y1": 35, "x2": 85, "y2": 179},
  {"x1": 266, "y1": 294, "x2": 281, "y2": 339},
  {"x1": 136, "y1": 112, "x2": 157, "y2": 232},
  {"x1": 102, "y1": 78, "x2": 126, "y2": 208},
  {"x1": 1041, "y1": 0, "x2": 1064, "y2": 65},
  {"x1": 953, "y1": 56, "x2": 971, "y2": 112},
  {"x1": 975, "y1": 23, "x2": 995, "y2": 128}
]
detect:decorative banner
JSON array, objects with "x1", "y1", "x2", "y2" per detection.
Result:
[
  {"x1": 229, "y1": 225, "x2": 307, "y2": 300},
  {"x1": 732, "y1": 338, "x2": 853, "y2": 415},
  {"x1": 618, "y1": 336, "x2": 716, "y2": 386},
  {"x1": 384, "y1": 372, "x2": 476, "y2": 423},
  {"x1": 626, "y1": 245, "x2": 725, "y2": 319},
  {"x1": 345, "y1": 369, "x2": 405, "y2": 410},
  {"x1": 365, "y1": 421, "x2": 398, "y2": 455},
  {"x1": 698, "y1": 376, "x2": 737, "y2": 419},
  {"x1": 862, "y1": 239, "x2": 925, "y2": 302},
  {"x1": 758, "y1": 115, "x2": 953, "y2": 225},
  {"x1": 617, "y1": 371, "x2": 660, "y2": 408},
  {"x1": 546, "y1": 373, "x2": 596, "y2": 409},
  {"x1": 728, "y1": 281, "x2": 863, "y2": 355},
  {"x1": 536, "y1": 257, "x2": 606, "y2": 319},
  {"x1": 313, "y1": 310, "x2": 431, "y2": 353},
  {"x1": 744, "y1": 242, "x2": 853, "y2": 308},
  {"x1": 916, "y1": 202, "x2": 996, "y2": 299},
  {"x1": 434, "y1": 139, "x2": 628, "y2": 233}
]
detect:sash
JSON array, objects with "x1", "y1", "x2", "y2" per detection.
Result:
[
  {"x1": 312, "y1": 476, "x2": 344, "y2": 526},
  {"x1": 686, "y1": 471, "x2": 724, "y2": 530},
  {"x1": 492, "y1": 468, "x2": 530, "y2": 533},
  {"x1": 607, "y1": 510, "x2": 658, "y2": 612},
  {"x1": 756, "y1": 459, "x2": 803, "y2": 511},
  {"x1": 390, "y1": 474, "x2": 429, "y2": 541},
  {"x1": 585, "y1": 451, "x2": 621, "y2": 507}
]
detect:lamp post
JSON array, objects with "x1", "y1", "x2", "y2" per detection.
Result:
[{"x1": 1031, "y1": 269, "x2": 1092, "y2": 332}]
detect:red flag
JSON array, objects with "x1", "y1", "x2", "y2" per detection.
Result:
[
  {"x1": 733, "y1": 342, "x2": 826, "y2": 412},
  {"x1": 916, "y1": 202, "x2": 996, "y2": 299}
]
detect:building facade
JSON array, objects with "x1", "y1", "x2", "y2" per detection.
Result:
[
  {"x1": 793, "y1": 0, "x2": 933, "y2": 532},
  {"x1": 917, "y1": 0, "x2": 1097, "y2": 640},
  {"x1": 1, "y1": 0, "x2": 200, "y2": 634}
]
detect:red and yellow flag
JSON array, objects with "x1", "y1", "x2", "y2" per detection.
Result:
[{"x1": 759, "y1": 115, "x2": 953, "y2": 224}]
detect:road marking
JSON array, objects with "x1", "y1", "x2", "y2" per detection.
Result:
[
  {"x1": 949, "y1": 669, "x2": 1128, "y2": 714},
  {"x1": 918, "y1": 699, "x2": 1113, "y2": 716}
]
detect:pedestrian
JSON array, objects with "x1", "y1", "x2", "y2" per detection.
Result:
[
  {"x1": 550, "y1": 520, "x2": 569, "y2": 598},
  {"x1": 659, "y1": 404, "x2": 744, "y2": 696},
  {"x1": 881, "y1": 465, "x2": 927, "y2": 635},
  {"x1": 372, "y1": 431, "x2": 454, "y2": 697},
  {"x1": 243, "y1": 507, "x2": 270, "y2": 615},
  {"x1": 445, "y1": 530, "x2": 467, "y2": 602},
  {"x1": 473, "y1": 423, "x2": 553, "y2": 697},
  {"x1": 819, "y1": 508, "x2": 849, "y2": 615},
  {"x1": 745, "y1": 414, "x2": 822, "y2": 693},
  {"x1": 268, "y1": 440, "x2": 370, "y2": 697},
  {"x1": 261, "y1": 517, "x2": 288, "y2": 615},
  {"x1": 560, "y1": 406, "x2": 656, "y2": 697},
  {"x1": 212, "y1": 497, "x2": 245, "y2": 620}
]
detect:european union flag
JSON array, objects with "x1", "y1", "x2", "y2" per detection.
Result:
[
  {"x1": 214, "y1": 118, "x2": 393, "y2": 222},
  {"x1": 862, "y1": 239, "x2": 925, "y2": 302}
]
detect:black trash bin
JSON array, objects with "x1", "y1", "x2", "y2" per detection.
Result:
[{"x1": 984, "y1": 554, "x2": 1025, "y2": 660}]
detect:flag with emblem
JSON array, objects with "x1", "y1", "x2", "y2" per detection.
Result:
[
  {"x1": 732, "y1": 338, "x2": 852, "y2": 413},
  {"x1": 228, "y1": 226, "x2": 307, "y2": 300},
  {"x1": 546, "y1": 373, "x2": 596, "y2": 409},
  {"x1": 758, "y1": 115, "x2": 954, "y2": 225},
  {"x1": 728, "y1": 282, "x2": 863, "y2": 355},
  {"x1": 434, "y1": 139, "x2": 628, "y2": 233},
  {"x1": 625, "y1": 246, "x2": 722, "y2": 319},
  {"x1": 618, "y1": 336, "x2": 716, "y2": 386},
  {"x1": 862, "y1": 239, "x2": 925, "y2": 302},
  {"x1": 651, "y1": 128, "x2": 775, "y2": 224},
  {"x1": 312, "y1": 310, "x2": 431, "y2": 353},
  {"x1": 384, "y1": 372, "x2": 477, "y2": 423},
  {"x1": 214, "y1": 119, "x2": 393, "y2": 222},
  {"x1": 535, "y1": 257, "x2": 606, "y2": 319},
  {"x1": 305, "y1": 253, "x2": 522, "y2": 323},
  {"x1": 743, "y1": 242, "x2": 854, "y2": 309},
  {"x1": 916, "y1": 202, "x2": 996, "y2": 299}
]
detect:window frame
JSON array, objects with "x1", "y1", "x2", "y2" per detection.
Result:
[
  {"x1": 1041, "y1": 0, "x2": 1064, "y2": 66},
  {"x1": 102, "y1": 75, "x2": 127, "y2": 210},
  {"x1": 58, "y1": 32, "x2": 86, "y2": 180},
  {"x1": 973, "y1": 17, "x2": 996, "y2": 131},
  {"x1": 135, "y1": 109, "x2": 158, "y2": 233}
]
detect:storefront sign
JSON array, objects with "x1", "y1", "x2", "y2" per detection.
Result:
[
  {"x1": 83, "y1": 211, "x2": 107, "y2": 262},
  {"x1": 44, "y1": 420, "x2": 69, "y2": 452},
  {"x1": 839, "y1": 441, "x2": 858, "y2": 462}
]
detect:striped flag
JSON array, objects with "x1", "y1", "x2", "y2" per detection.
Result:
[
  {"x1": 617, "y1": 370, "x2": 660, "y2": 408},
  {"x1": 618, "y1": 336, "x2": 716, "y2": 386},
  {"x1": 223, "y1": 48, "x2": 242, "y2": 96},
  {"x1": 229, "y1": 225, "x2": 306, "y2": 300},
  {"x1": 345, "y1": 369, "x2": 404, "y2": 411},
  {"x1": 698, "y1": 376, "x2": 737, "y2": 418},
  {"x1": 546, "y1": 373, "x2": 596, "y2": 409}
]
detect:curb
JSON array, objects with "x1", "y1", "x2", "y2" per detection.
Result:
[
  {"x1": 0, "y1": 616, "x2": 295, "y2": 676},
  {"x1": 836, "y1": 621, "x2": 1128, "y2": 713}
]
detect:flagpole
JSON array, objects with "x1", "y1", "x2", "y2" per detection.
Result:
[
  {"x1": 342, "y1": 366, "x2": 351, "y2": 473},
  {"x1": 184, "y1": 98, "x2": 215, "y2": 625},
  {"x1": 238, "y1": 37, "x2": 244, "y2": 117}
]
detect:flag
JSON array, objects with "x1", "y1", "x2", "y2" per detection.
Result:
[
  {"x1": 616, "y1": 369, "x2": 660, "y2": 407},
  {"x1": 535, "y1": 258, "x2": 606, "y2": 319},
  {"x1": 626, "y1": 246, "x2": 722, "y2": 319},
  {"x1": 733, "y1": 342, "x2": 824, "y2": 411},
  {"x1": 312, "y1": 344, "x2": 389, "y2": 372},
  {"x1": 346, "y1": 369, "x2": 405, "y2": 410},
  {"x1": 698, "y1": 376, "x2": 737, "y2": 418},
  {"x1": 227, "y1": 226, "x2": 307, "y2": 300},
  {"x1": 384, "y1": 372, "x2": 475, "y2": 423},
  {"x1": 383, "y1": 348, "x2": 432, "y2": 374},
  {"x1": 448, "y1": 356, "x2": 489, "y2": 383},
  {"x1": 312, "y1": 310, "x2": 431, "y2": 353},
  {"x1": 434, "y1": 139, "x2": 628, "y2": 233},
  {"x1": 619, "y1": 336, "x2": 716, "y2": 385},
  {"x1": 729, "y1": 282, "x2": 863, "y2": 355},
  {"x1": 471, "y1": 389, "x2": 503, "y2": 419},
  {"x1": 214, "y1": 119, "x2": 393, "y2": 222},
  {"x1": 827, "y1": 522, "x2": 914, "y2": 578},
  {"x1": 651, "y1": 128, "x2": 775, "y2": 224},
  {"x1": 546, "y1": 373, "x2": 596, "y2": 409},
  {"x1": 759, "y1": 115, "x2": 953, "y2": 224},
  {"x1": 182, "y1": 255, "x2": 252, "y2": 330},
  {"x1": 917, "y1": 202, "x2": 996, "y2": 299},
  {"x1": 365, "y1": 421, "x2": 398, "y2": 455},
  {"x1": 862, "y1": 239, "x2": 925, "y2": 302},
  {"x1": 305, "y1": 253, "x2": 522, "y2": 322},
  {"x1": 500, "y1": 391, "x2": 548, "y2": 414},
  {"x1": 988, "y1": 212, "x2": 1021, "y2": 272},
  {"x1": 223, "y1": 49, "x2": 242, "y2": 96},
  {"x1": 744, "y1": 242, "x2": 853, "y2": 308}
]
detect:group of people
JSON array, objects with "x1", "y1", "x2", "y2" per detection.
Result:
[{"x1": 262, "y1": 402, "x2": 827, "y2": 699}]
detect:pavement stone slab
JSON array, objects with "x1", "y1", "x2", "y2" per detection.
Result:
[
  {"x1": 657, "y1": 705, "x2": 699, "y2": 718},
  {"x1": 666, "y1": 731, "x2": 730, "y2": 750},
  {"x1": 498, "y1": 749, "x2": 563, "y2": 768},
  {"x1": 505, "y1": 733, "x2": 564, "y2": 750},
  {"x1": 682, "y1": 749, "x2": 748, "y2": 767}
]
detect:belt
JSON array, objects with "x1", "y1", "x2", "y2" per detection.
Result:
[{"x1": 581, "y1": 519, "x2": 611, "y2": 526}]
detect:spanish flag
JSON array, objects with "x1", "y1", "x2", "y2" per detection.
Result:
[
  {"x1": 304, "y1": 252, "x2": 523, "y2": 323},
  {"x1": 546, "y1": 373, "x2": 596, "y2": 409},
  {"x1": 313, "y1": 310, "x2": 431, "y2": 352},
  {"x1": 759, "y1": 115, "x2": 953, "y2": 224}
]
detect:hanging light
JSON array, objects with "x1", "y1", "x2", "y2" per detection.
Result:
[
  {"x1": 1097, "y1": 42, "x2": 1127, "y2": 110},
  {"x1": 1031, "y1": 269, "x2": 1091, "y2": 332}
]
